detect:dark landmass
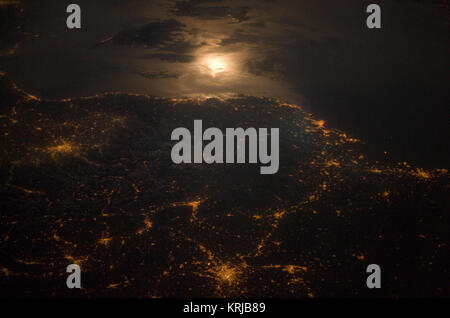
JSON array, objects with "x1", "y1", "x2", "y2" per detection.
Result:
[{"x1": 0, "y1": 75, "x2": 448, "y2": 297}]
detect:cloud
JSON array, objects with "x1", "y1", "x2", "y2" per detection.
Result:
[
  {"x1": 0, "y1": 0, "x2": 20, "y2": 7},
  {"x1": 172, "y1": 0, "x2": 250, "y2": 22},
  {"x1": 139, "y1": 53, "x2": 195, "y2": 63},
  {"x1": 219, "y1": 29, "x2": 259, "y2": 46},
  {"x1": 100, "y1": 18, "x2": 202, "y2": 62},
  {"x1": 138, "y1": 70, "x2": 180, "y2": 79},
  {"x1": 104, "y1": 19, "x2": 187, "y2": 48}
]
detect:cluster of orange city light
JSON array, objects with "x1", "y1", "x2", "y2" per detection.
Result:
[{"x1": 0, "y1": 78, "x2": 447, "y2": 297}]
